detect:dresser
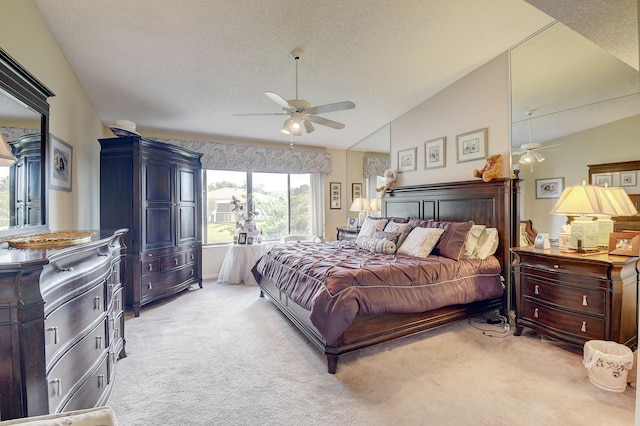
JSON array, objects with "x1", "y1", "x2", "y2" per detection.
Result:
[
  {"x1": 336, "y1": 226, "x2": 360, "y2": 241},
  {"x1": 99, "y1": 136, "x2": 203, "y2": 316},
  {"x1": 0, "y1": 229, "x2": 127, "y2": 421},
  {"x1": 512, "y1": 246, "x2": 638, "y2": 347}
]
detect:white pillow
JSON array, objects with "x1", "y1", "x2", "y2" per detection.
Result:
[
  {"x1": 397, "y1": 227, "x2": 445, "y2": 258},
  {"x1": 357, "y1": 217, "x2": 388, "y2": 239},
  {"x1": 357, "y1": 236, "x2": 397, "y2": 254},
  {"x1": 474, "y1": 227, "x2": 499, "y2": 260},
  {"x1": 464, "y1": 225, "x2": 486, "y2": 258}
]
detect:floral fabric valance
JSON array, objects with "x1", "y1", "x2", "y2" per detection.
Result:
[
  {"x1": 364, "y1": 156, "x2": 390, "y2": 177},
  {"x1": 156, "y1": 137, "x2": 332, "y2": 175}
]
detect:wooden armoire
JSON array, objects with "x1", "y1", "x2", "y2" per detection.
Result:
[{"x1": 99, "y1": 136, "x2": 203, "y2": 316}]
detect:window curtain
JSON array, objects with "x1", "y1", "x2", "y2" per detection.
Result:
[
  {"x1": 156, "y1": 137, "x2": 332, "y2": 175},
  {"x1": 310, "y1": 172, "x2": 325, "y2": 239},
  {"x1": 363, "y1": 156, "x2": 389, "y2": 178}
]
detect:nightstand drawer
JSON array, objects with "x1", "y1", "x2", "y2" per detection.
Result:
[
  {"x1": 519, "y1": 263, "x2": 607, "y2": 289},
  {"x1": 523, "y1": 276, "x2": 605, "y2": 315},
  {"x1": 520, "y1": 300, "x2": 605, "y2": 341}
]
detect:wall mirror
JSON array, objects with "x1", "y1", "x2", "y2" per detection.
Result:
[
  {"x1": 510, "y1": 20, "x2": 640, "y2": 235},
  {"x1": 346, "y1": 123, "x2": 390, "y2": 221},
  {"x1": 0, "y1": 48, "x2": 54, "y2": 237}
]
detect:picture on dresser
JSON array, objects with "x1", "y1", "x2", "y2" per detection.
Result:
[
  {"x1": 238, "y1": 232, "x2": 247, "y2": 244},
  {"x1": 608, "y1": 232, "x2": 640, "y2": 256},
  {"x1": 347, "y1": 217, "x2": 357, "y2": 228}
]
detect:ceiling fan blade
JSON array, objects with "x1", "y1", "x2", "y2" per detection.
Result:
[
  {"x1": 265, "y1": 91, "x2": 292, "y2": 109},
  {"x1": 535, "y1": 143, "x2": 562, "y2": 151},
  {"x1": 307, "y1": 101, "x2": 355, "y2": 115},
  {"x1": 232, "y1": 112, "x2": 288, "y2": 116},
  {"x1": 308, "y1": 115, "x2": 345, "y2": 129}
]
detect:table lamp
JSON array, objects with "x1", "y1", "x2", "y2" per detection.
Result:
[
  {"x1": 593, "y1": 186, "x2": 639, "y2": 246},
  {"x1": 550, "y1": 183, "x2": 616, "y2": 250},
  {"x1": 349, "y1": 197, "x2": 371, "y2": 226},
  {"x1": 369, "y1": 197, "x2": 381, "y2": 215}
]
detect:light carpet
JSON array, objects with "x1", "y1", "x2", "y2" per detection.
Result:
[{"x1": 108, "y1": 281, "x2": 635, "y2": 425}]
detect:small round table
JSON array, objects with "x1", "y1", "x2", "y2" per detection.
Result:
[{"x1": 217, "y1": 242, "x2": 268, "y2": 285}]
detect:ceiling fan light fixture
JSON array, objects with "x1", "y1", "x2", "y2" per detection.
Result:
[
  {"x1": 281, "y1": 118, "x2": 293, "y2": 134},
  {"x1": 519, "y1": 152, "x2": 534, "y2": 164},
  {"x1": 533, "y1": 152, "x2": 545, "y2": 162},
  {"x1": 304, "y1": 119, "x2": 314, "y2": 133},
  {"x1": 291, "y1": 112, "x2": 303, "y2": 131}
]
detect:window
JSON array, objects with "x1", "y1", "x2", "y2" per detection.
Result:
[{"x1": 204, "y1": 170, "x2": 311, "y2": 244}]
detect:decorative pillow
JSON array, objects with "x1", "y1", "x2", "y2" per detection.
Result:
[
  {"x1": 397, "y1": 227, "x2": 445, "y2": 258},
  {"x1": 408, "y1": 218, "x2": 430, "y2": 228},
  {"x1": 464, "y1": 225, "x2": 487, "y2": 258},
  {"x1": 357, "y1": 236, "x2": 397, "y2": 254},
  {"x1": 367, "y1": 216, "x2": 410, "y2": 223},
  {"x1": 475, "y1": 227, "x2": 499, "y2": 260},
  {"x1": 374, "y1": 230, "x2": 400, "y2": 244},
  {"x1": 357, "y1": 217, "x2": 388, "y2": 240},
  {"x1": 383, "y1": 221, "x2": 413, "y2": 247},
  {"x1": 428, "y1": 221, "x2": 474, "y2": 260}
]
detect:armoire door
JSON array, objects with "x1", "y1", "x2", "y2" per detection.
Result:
[{"x1": 142, "y1": 159, "x2": 175, "y2": 251}]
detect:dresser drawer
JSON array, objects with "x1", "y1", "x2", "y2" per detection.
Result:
[
  {"x1": 141, "y1": 264, "x2": 198, "y2": 303},
  {"x1": 47, "y1": 320, "x2": 108, "y2": 413},
  {"x1": 141, "y1": 257, "x2": 161, "y2": 276},
  {"x1": 520, "y1": 263, "x2": 607, "y2": 289},
  {"x1": 45, "y1": 282, "x2": 106, "y2": 365},
  {"x1": 520, "y1": 299, "x2": 605, "y2": 341},
  {"x1": 58, "y1": 353, "x2": 110, "y2": 413},
  {"x1": 522, "y1": 276, "x2": 605, "y2": 315}
]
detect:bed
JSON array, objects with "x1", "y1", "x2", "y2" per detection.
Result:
[{"x1": 253, "y1": 178, "x2": 519, "y2": 373}]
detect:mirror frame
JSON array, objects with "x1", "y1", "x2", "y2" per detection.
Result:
[{"x1": 0, "y1": 48, "x2": 54, "y2": 237}]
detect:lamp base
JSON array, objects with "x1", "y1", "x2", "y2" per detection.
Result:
[
  {"x1": 570, "y1": 216, "x2": 598, "y2": 250},
  {"x1": 358, "y1": 211, "x2": 366, "y2": 226}
]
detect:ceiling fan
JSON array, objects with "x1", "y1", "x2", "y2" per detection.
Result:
[
  {"x1": 233, "y1": 49, "x2": 355, "y2": 136},
  {"x1": 513, "y1": 112, "x2": 561, "y2": 170}
]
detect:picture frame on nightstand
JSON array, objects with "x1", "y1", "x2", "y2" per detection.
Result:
[{"x1": 608, "y1": 232, "x2": 640, "y2": 256}]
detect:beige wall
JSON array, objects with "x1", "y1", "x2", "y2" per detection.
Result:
[
  {"x1": 390, "y1": 53, "x2": 511, "y2": 186},
  {"x1": 516, "y1": 113, "x2": 640, "y2": 238}
]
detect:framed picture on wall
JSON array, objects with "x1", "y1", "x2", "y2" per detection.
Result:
[
  {"x1": 352, "y1": 183, "x2": 362, "y2": 199},
  {"x1": 535, "y1": 177, "x2": 564, "y2": 199},
  {"x1": 456, "y1": 128, "x2": 487, "y2": 163},
  {"x1": 424, "y1": 137, "x2": 446, "y2": 169},
  {"x1": 49, "y1": 134, "x2": 73, "y2": 192},
  {"x1": 621, "y1": 171, "x2": 637, "y2": 187},
  {"x1": 398, "y1": 147, "x2": 417, "y2": 172},
  {"x1": 330, "y1": 182, "x2": 341, "y2": 209}
]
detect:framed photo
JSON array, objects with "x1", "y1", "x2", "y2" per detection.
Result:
[
  {"x1": 535, "y1": 177, "x2": 564, "y2": 199},
  {"x1": 246, "y1": 236, "x2": 254, "y2": 245},
  {"x1": 352, "y1": 183, "x2": 362, "y2": 199},
  {"x1": 347, "y1": 217, "x2": 358, "y2": 229},
  {"x1": 330, "y1": 182, "x2": 341, "y2": 209},
  {"x1": 620, "y1": 171, "x2": 637, "y2": 187},
  {"x1": 424, "y1": 137, "x2": 446, "y2": 169},
  {"x1": 608, "y1": 232, "x2": 640, "y2": 256},
  {"x1": 593, "y1": 173, "x2": 613, "y2": 187},
  {"x1": 398, "y1": 147, "x2": 417, "y2": 172},
  {"x1": 49, "y1": 134, "x2": 73, "y2": 191},
  {"x1": 237, "y1": 232, "x2": 247, "y2": 244},
  {"x1": 456, "y1": 128, "x2": 487, "y2": 163}
]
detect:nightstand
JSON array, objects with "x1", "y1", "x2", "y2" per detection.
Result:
[
  {"x1": 512, "y1": 246, "x2": 638, "y2": 347},
  {"x1": 336, "y1": 226, "x2": 360, "y2": 241}
]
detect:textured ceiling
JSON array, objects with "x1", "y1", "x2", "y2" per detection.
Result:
[{"x1": 31, "y1": 0, "x2": 637, "y2": 152}]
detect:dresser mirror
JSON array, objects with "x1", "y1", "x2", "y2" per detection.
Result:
[{"x1": 0, "y1": 48, "x2": 54, "y2": 237}]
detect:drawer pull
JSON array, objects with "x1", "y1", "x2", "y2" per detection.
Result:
[
  {"x1": 581, "y1": 321, "x2": 587, "y2": 333},
  {"x1": 174, "y1": 258, "x2": 179, "y2": 265},
  {"x1": 190, "y1": 253, "x2": 194, "y2": 260},
  {"x1": 94, "y1": 296, "x2": 102, "y2": 310},
  {"x1": 96, "y1": 335, "x2": 102, "y2": 349},
  {"x1": 98, "y1": 253, "x2": 108, "y2": 257},
  {"x1": 534, "y1": 308, "x2": 539, "y2": 318},
  {"x1": 534, "y1": 285, "x2": 539, "y2": 295},
  {"x1": 47, "y1": 326, "x2": 59, "y2": 344},
  {"x1": 50, "y1": 378, "x2": 62, "y2": 396},
  {"x1": 553, "y1": 264, "x2": 559, "y2": 269},
  {"x1": 148, "y1": 264, "x2": 153, "y2": 271},
  {"x1": 115, "y1": 327, "x2": 120, "y2": 339},
  {"x1": 115, "y1": 298, "x2": 121, "y2": 310},
  {"x1": 190, "y1": 268, "x2": 194, "y2": 276},
  {"x1": 58, "y1": 266, "x2": 74, "y2": 272},
  {"x1": 98, "y1": 374, "x2": 105, "y2": 388},
  {"x1": 147, "y1": 282, "x2": 153, "y2": 290},
  {"x1": 582, "y1": 295, "x2": 588, "y2": 306}
]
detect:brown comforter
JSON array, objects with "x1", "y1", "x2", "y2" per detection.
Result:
[{"x1": 252, "y1": 240, "x2": 503, "y2": 344}]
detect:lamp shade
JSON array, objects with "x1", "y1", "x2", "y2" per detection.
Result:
[
  {"x1": 600, "y1": 187, "x2": 638, "y2": 217},
  {"x1": 349, "y1": 197, "x2": 371, "y2": 212},
  {"x1": 369, "y1": 198, "x2": 381, "y2": 212},
  {"x1": 0, "y1": 133, "x2": 16, "y2": 166},
  {"x1": 550, "y1": 184, "x2": 616, "y2": 216}
]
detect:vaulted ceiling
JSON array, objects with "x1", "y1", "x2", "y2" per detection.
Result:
[{"x1": 32, "y1": 1, "x2": 637, "y2": 152}]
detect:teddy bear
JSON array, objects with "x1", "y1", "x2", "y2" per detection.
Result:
[
  {"x1": 473, "y1": 153, "x2": 502, "y2": 182},
  {"x1": 376, "y1": 169, "x2": 397, "y2": 198}
]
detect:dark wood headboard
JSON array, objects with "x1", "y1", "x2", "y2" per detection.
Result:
[{"x1": 382, "y1": 178, "x2": 520, "y2": 312}]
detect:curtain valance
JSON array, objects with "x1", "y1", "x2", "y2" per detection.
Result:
[
  {"x1": 156, "y1": 138, "x2": 332, "y2": 175},
  {"x1": 363, "y1": 156, "x2": 389, "y2": 177}
]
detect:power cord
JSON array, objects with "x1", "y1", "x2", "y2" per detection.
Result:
[{"x1": 468, "y1": 314, "x2": 513, "y2": 338}]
